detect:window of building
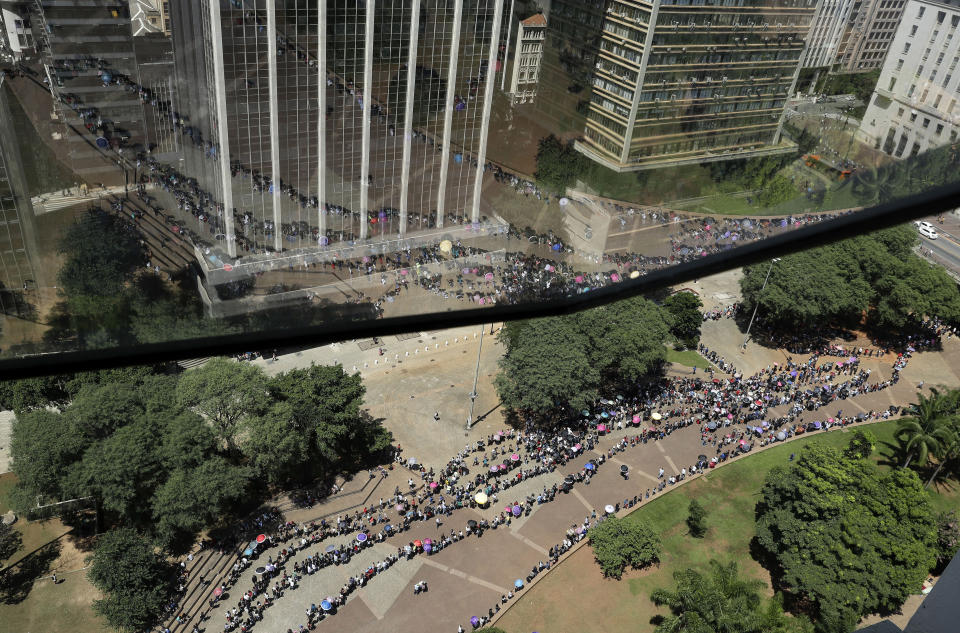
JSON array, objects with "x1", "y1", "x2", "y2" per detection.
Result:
[
  {"x1": 910, "y1": 111, "x2": 918, "y2": 122},
  {"x1": 903, "y1": 42, "x2": 911, "y2": 54},
  {"x1": 936, "y1": 123, "x2": 944, "y2": 135},
  {"x1": 934, "y1": 94, "x2": 943, "y2": 108},
  {"x1": 917, "y1": 6, "x2": 925, "y2": 18},
  {"x1": 922, "y1": 117, "x2": 931, "y2": 128},
  {"x1": 945, "y1": 74, "x2": 953, "y2": 88},
  {"x1": 898, "y1": 107, "x2": 905, "y2": 117},
  {"x1": 888, "y1": 77, "x2": 897, "y2": 90},
  {"x1": 896, "y1": 58, "x2": 904, "y2": 71},
  {"x1": 937, "y1": 10, "x2": 945, "y2": 24},
  {"x1": 908, "y1": 84, "x2": 916, "y2": 97},
  {"x1": 909, "y1": 24, "x2": 918, "y2": 36},
  {"x1": 921, "y1": 89, "x2": 929, "y2": 102}
]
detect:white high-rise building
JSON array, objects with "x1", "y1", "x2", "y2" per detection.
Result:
[
  {"x1": 799, "y1": 0, "x2": 857, "y2": 69},
  {"x1": 858, "y1": 0, "x2": 960, "y2": 157}
]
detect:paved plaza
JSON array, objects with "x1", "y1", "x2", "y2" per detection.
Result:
[{"x1": 156, "y1": 297, "x2": 960, "y2": 633}]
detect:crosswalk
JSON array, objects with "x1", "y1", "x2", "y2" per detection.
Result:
[{"x1": 31, "y1": 185, "x2": 133, "y2": 215}]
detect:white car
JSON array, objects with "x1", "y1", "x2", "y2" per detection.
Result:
[
  {"x1": 918, "y1": 224, "x2": 939, "y2": 240},
  {"x1": 915, "y1": 220, "x2": 935, "y2": 232}
]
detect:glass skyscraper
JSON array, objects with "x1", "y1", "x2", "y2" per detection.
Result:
[{"x1": 169, "y1": 0, "x2": 506, "y2": 261}]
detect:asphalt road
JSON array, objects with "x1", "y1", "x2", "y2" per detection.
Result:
[{"x1": 921, "y1": 225, "x2": 960, "y2": 273}]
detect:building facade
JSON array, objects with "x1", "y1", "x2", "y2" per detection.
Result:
[
  {"x1": 0, "y1": 1, "x2": 34, "y2": 62},
  {"x1": 504, "y1": 13, "x2": 545, "y2": 103},
  {"x1": 576, "y1": 0, "x2": 817, "y2": 172},
  {"x1": 836, "y1": 0, "x2": 905, "y2": 72},
  {"x1": 169, "y1": 0, "x2": 506, "y2": 261},
  {"x1": 858, "y1": 0, "x2": 960, "y2": 157},
  {"x1": 799, "y1": 0, "x2": 856, "y2": 69}
]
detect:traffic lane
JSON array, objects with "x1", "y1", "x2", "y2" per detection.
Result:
[{"x1": 922, "y1": 231, "x2": 960, "y2": 272}]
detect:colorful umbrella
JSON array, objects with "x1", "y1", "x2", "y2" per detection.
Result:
[
  {"x1": 214, "y1": 587, "x2": 223, "y2": 597},
  {"x1": 512, "y1": 505, "x2": 522, "y2": 516},
  {"x1": 321, "y1": 600, "x2": 332, "y2": 611},
  {"x1": 584, "y1": 462, "x2": 596, "y2": 471},
  {"x1": 429, "y1": 482, "x2": 438, "y2": 489},
  {"x1": 256, "y1": 534, "x2": 266, "y2": 544},
  {"x1": 605, "y1": 505, "x2": 615, "y2": 514},
  {"x1": 651, "y1": 412, "x2": 662, "y2": 421},
  {"x1": 475, "y1": 492, "x2": 488, "y2": 505},
  {"x1": 515, "y1": 579, "x2": 524, "y2": 588},
  {"x1": 511, "y1": 453, "x2": 520, "y2": 462},
  {"x1": 357, "y1": 533, "x2": 367, "y2": 542}
]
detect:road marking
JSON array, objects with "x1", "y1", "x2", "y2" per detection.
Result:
[
  {"x1": 664, "y1": 454, "x2": 679, "y2": 474},
  {"x1": 655, "y1": 442, "x2": 666, "y2": 454},
  {"x1": 570, "y1": 487, "x2": 593, "y2": 512},
  {"x1": 421, "y1": 559, "x2": 508, "y2": 593},
  {"x1": 510, "y1": 531, "x2": 548, "y2": 555}
]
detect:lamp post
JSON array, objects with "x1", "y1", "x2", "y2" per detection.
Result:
[
  {"x1": 466, "y1": 326, "x2": 485, "y2": 429},
  {"x1": 741, "y1": 258, "x2": 780, "y2": 350}
]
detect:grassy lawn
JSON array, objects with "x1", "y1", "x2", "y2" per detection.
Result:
[
  {"x1": 665, "y1": 348, "x2": 712, "y2": 370},
  {"x1": 499, "y1": 419, "x2": 959, "y2": 633},
  {"x1": 684, "y1": 193, "x2": 757, "y2": 216}
]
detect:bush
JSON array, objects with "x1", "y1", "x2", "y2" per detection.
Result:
[
  {"x1": 588, "y1": 516, "x2": 661, "y2": 579},
  {"x1": 686, "y1": 499, "x2": 708, "y2": 538}
]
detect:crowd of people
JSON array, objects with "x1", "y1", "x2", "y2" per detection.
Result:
[{"x1": 154, "y1": 311, "x2": 942, "y2": 633}]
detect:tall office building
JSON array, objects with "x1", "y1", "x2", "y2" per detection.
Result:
[
  {"x1": 799, "y1": 0, "x2": 856, "y2": 70},
  {"x1": 503, "y1": 12, "x2": 546, "y2": 104},
  {"x1": 836, "y1": 0, "x2": 906, "y2": 72},
  {"x1": 169, "y1": 0, "x2": 506, "y2": 261},
  {"x1": 576, "y1": 0, "x2": 818, "y2": 172},
  {"x1": 31, "y1": 0, "x2": 177, "y2": 186},
  {"x1": 858, "y1": 0, "x2": 960, "y2": 157},
  {"x1": 0, "y1": 77, "x2": 43, "y2": 300}
]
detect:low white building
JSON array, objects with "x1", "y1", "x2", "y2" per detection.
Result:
[
  {"x1": 505, "y1": 13, "x2": 546, "y2": 105},
  {"x1": 858, "y1": 0, "x2": 960, "y2": 157},
  {"x1": 0, "y1": 2, "x2": 34, "y2": 62}
]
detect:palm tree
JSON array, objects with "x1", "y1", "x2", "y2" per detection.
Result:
[
  {"x1": 925, "y1": 418, "x2": 960, "y2": 488},
  {"x1": 896, "y1": 390, "x2": 954, "y2": 469},
  {"x1": 651, "y1": 560, "x2": 764, "y2": 633}
]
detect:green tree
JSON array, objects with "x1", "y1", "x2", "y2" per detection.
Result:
[
  {"x1": 57, "y1": 209, "x2": 142, "y2": 300},
  {"x1": 177, "y1": 358, "x2": 267, "y2": 452},
  {"x1": 495, "y1": 315, "x2": 599, "y2": 420},
  {"x1": 0, "y1": 375, "x2": 69, "y2": 411},
  {"x1": 242, "y1": 401, "x2": 314, "y2": 485},
  {"x1": 651, "y1": 560, "x2": 810, "y2": 633},
  {"x1": 9, "y1": 409, "x2": 87, "y2": 508},
  {"x1": 66, "y1": 382, "x2": 144, "y2": 441},
  {"x1": 935, "y1": 511, "x2": 960, "y2": 570},
  {"x1": 76, "y1": 421, "x2": 162, "y2": 527},
  {"x1": 151, "y1": 458, "x2": 250, "y2": 552},
  {"x1": 842, "y1": 429, "x2": 877, "y2": 460},
  {"x1": 895, "y1": 391, "x2": 955, "y2": 469},
  {"x1": 0, "y1": 521, "x2": 22, "y2": 563},
  {"x1": 757, "y1": 175, "x2": 797, "y2": 208},
  {"x1": 851, "y1": 166, "x2": 903, "y2": 207},
  {"x1": 588, "y1": 516, "x2": 661, "y2": 579},
  {"x1": 663, "y1": 292, "x2": 704, "y2": 348},
  {"x1": 755, "y1": 443, "x2": 937, "y2": 631},
  {"x1": 577, "y1": 296, "x2": 671, "y2": 391},
  {"x1": 87, "y1": 528, "x2": 175, "y2": 632},
  {"x1": 534, "y1": 134, "x2": 585, "y2": 194},
  {"x1": 686, "y1": 499, "x2": 708, "y2": 538}
]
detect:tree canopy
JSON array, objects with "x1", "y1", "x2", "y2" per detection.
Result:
[
  {"x1": 740, "y1": 225, "x2": 960, "y2": 333},
  {"x1": 663, "y1": 292, "x2": 704, "y2": 348},
  {"x1": 495, "y1": 297, "x2": 670, "y2": 421},
  {"x1": 651, "y1": 560, "x2": 811, "y2": 633},
  {"x1": 534, "y1": 134, "x2": 586, "y2": 194},
  {"x1": 588, "y1": 516, "x2": 661, "y2": 579},
  {"x1": 755, "y1": 442, "x2": 937, "y2": 632},
  {"x1": 87, "y1": 527, "x2": 176, "y2": 633}
]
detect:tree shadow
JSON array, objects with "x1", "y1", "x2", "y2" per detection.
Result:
[{"x1": 0, "y1": 539, "x2": 61, "y2": 605}]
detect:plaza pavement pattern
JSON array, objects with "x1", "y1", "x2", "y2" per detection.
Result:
[{"x1": 159, "y1": 320, "x2": 960, "y2": 633}]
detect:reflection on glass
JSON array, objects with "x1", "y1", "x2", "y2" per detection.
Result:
[{"x1": 0, "y1": 0, "x2": 956, "y2": 359}]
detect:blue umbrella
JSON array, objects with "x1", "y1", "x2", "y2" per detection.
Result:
[
  {"x1": 552, "y1": 243, "x2": 562, "y2": 251},
  {"x1": 320, "y1": 600, "x2": 332, "y2": 611},
  {"x1": 357, "y1": 533, "x2": 367, "y2": 542},
  {"x1": 600, "y1": 411, "x2": 609, "y2": 418},
  {"x1": 325, "y1": 545, "x2": 335, "y2": 553},
  {"x1": 515, "y1": 579, "x2": 524, "y2": 588},
  {"x1": 385, "y1": 524, "x2": 393, "y2": 531},
  {"x1": 243, "y1": 548, "x2": 254, "y2": 557},
  {"x1": 584, "y1": 462, "x2": 596, "y2": 471}
]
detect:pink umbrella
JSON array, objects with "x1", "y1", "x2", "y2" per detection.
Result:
[
  {"x1": 429, "y1": 482, "x2": 438, "y2": 489},
  {"x1": 849, "y1": 356, "x2": 857, "y2": 362},
  {"x1": 485, "y1": 272, "x2": 494, "y2": 280},
  {"x1": 828, "y1": 417, "x2": 835, "y2": 423},
  {"x1": 510, "y1": 453, "x2": 520, "y2": 461},
  {"x1": 611, "y1": 273, "x2": 621, "y2": 282},
  {"x1": 462, "y1": 268, "x2": 471, "y2": 275},
  {"x1": 632, "y1": 414, "x2": 640, "y2": 423},
  {"x1": 362, "y1": 256, "x2": 370, "y2": 263},
  {"x1": 575, "y1": 275, "x2": 584, "y2": 283},
  {"x1": 546, "y1": 264, "x2": 555, "y2": 272},
  {"x1": 424, "y1": 538, "x2": 432, "y2": 546},
  {"x1": 214, "y1": 587, "x2": 223, "y2": 597},
  {"x1": 597, "y1": 424, "x2": 607, "y2": 433},
  {"x1": 400, "y1": 269, "x2": 408, "y2": 276},
  {"x1": 479, "y1": 297, "x2": 486, "y2": 304},
  {"x1": 727, "y1": 413, "x2": 733, "y2": 419},
  {"x1": 573, "y1": 443, "x2": 582, "y2": 451},
  {"x1": 499, "y1": 464, "x2": 508, "y2": 471},
  {"x1": 396, "y1": 504, "x2": 405, "y2": 512}
]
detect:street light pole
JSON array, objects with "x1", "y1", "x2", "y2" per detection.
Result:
[
  {"x1": 466, "y1": 327, "x2": 485, "y2": 429},
  {"x1": 741, "y1": 258, "x2": 779, "y2": 350}
]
